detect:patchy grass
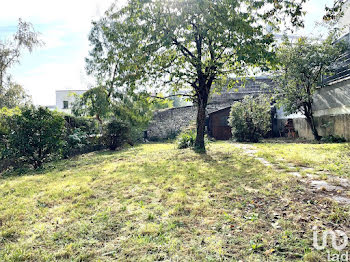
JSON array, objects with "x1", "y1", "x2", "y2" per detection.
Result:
[
  {"x1": 254, "y1": 142, "x2": 350, "y2": 178},
  {"x1": 0, "y1": 142, "x2": 349, "y2": 261}
]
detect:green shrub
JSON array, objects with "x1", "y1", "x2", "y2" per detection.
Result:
[
  {"x1": 0, "y1": 107, "x2": 21, "y2": 171},
  {"x1": 228, "y1": 95, "x2": 271, "y2": 143},
  {"x1": 6, "y1": 107, "x2": 65, "y2": 169},
  {"x1": 0, "y1": 108, "x2": 108, "y2": 172},
  {"x1": 62, "y1": 128, "x2": 89, "y2": 158},
  {"x1": 177, "y1": 130, "x2": 196, "y2": 149},
  {"x1": 61, "y1": 115, "x2": 102, "y2": 158},
  {"x1": 104, "y1": 119, "x2": 130, "y2": 150},
  {"x1": 63, "y1": 115, "x2": 99, "y2": 135},
  {"x1": 320, "y1": 135, "x2": 346, "y2": 143},
  {"x1": 0, "y1": 107, "x2": 20, "y2": 149}
]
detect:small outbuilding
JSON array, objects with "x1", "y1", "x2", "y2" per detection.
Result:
[{"x1": 207, "y1": 107, "x2": 232, "y2": 140}]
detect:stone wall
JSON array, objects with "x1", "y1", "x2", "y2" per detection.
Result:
[
  {"x1": 146, "y1": 77, "x2": 274, "y2": 140},
  {"x1": 147, "y1": 106, "x2": 197, "y2": 140},
  {"x1": 146, "y1": 102, "x2": 236, "y2": 140}
]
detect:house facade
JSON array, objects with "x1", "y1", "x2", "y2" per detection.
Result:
[{"x1": 55, "y1": 90, "x2": 86, "y2": 114}]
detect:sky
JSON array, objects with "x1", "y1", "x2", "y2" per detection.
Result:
[{"x1": 0, "y1": 0, "x2": 334, "y2": 106}]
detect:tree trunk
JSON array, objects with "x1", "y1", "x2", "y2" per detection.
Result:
[
  {"x1": 304, "y1": 104, "x2": 320, "y2": 141},
  {"x1": 194, "y1": 89, "x2": 208, "y2": 152},
  {"x1": 305, "y1": 114, "x2": 321, "y2": 141},
  {"x1": 96, "y1": 114, "x2": 103, "y2": 134}
]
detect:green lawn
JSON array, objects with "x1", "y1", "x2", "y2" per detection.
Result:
[
  {"x1": 0, "y1": 142, "x2": 349, "y2": 261},
  {"x1": 255, "y1": 142, "x2": 350, "y2": 178}
]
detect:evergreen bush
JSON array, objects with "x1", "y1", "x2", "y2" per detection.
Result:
[{"x1": 228, "y1": 95, "x2": 271, "y2": 142}]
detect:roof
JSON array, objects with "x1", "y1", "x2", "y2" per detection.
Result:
[{"x1": 208, "y1": 106, "x2": 232, "y2": 115}]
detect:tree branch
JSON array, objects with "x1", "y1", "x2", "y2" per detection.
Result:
[
  {"x1": 172, "y1": 38, "x2": 195, "y2": 59},
  {"x1": 108, "y1": 63, "x2": 119, "y2": 98},
  {"x1": 150, "y1": 93, "x2": 194, "y2": 99}
]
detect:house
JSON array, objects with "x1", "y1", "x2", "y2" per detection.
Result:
[{"x1": 55, "y1": 90, "x2": 86, "y2": 114}]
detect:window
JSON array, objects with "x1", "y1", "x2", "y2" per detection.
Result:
[{"x1": 63, "y1": 101, "x2": 69, "y2": 109}]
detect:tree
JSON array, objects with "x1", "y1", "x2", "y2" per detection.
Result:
[
  {"x1": 72, "y1": 86, "x2": 168, "y2": 144},
  {"x1": 86, "y1": 0, "x2": 307, "y2": 151},
  {"x1": 228, "y1": 95, "x2": 271, "y2": 142},
  {"x1": 323, "y1": 0, "x2": 347, "y2": 23},
  {"x1": 0, "y1": 81, "x2": 31, "y2": 108},
  {"x1": 0, "y1": 19, "x2": 42, "y2": 108},
  {"x1": 274, "y1": 35, "x2": 347, "y2": 140},
  {"x1": 72, "y1": 86, "x2": 112, "y2": 125}
]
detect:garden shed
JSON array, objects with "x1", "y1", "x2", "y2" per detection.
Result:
[{"x1": 207, "y1": 107, "x2": 232, "y2": 140}]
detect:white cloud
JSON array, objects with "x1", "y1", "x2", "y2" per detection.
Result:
[
  {"x1": 0, "y1": 0, "x2": 335, "y2": 105},
  {"x1": 0, "y1": 0, "x2": 124, "y2": 105},
  {"x1": 17, "y1": 62, "x2": 88, "y2": 105},
  {"x1": 0, "y1": 0, "x2": 116, "y2": 28}
]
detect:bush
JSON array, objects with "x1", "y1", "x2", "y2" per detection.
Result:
[
  {"x1": 177, "y1": 130, "x2": 196, "y2": 149},
  {"x1": 0, "y1": 107, "x2": 21, "y2": 171},
  {"x1": 228, "y1": 95, "x2": 271, "y2": 143},
  {"x1": 5, "y1": 107, "x2": 65, "y2": 169},
  {"x1": 62, "y1": 115, "x2": 102, "y2": 158},
  {"x1": 104, "y1": 119, "x2": 130, "y2": 150},
  {"x1": 0, "y1": 109, "x2": 133, "y2": 172},
  {"x1": 0, "y1": 107, "x2": 20, "y2": 150},
  {"x1": 63, "y1": 115, "x2": 99, "y2": 135},
  {"x1": 320, "y1": 135, "x2": 346, "y2": 143},
  {"x1": 62, "y1": 128, "x2": 89, "y2": 158}
]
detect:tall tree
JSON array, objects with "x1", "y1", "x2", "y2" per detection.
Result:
[
  {"x1": 72, "y1": 85, "x2": 172, "y2": 140},
  {"x1": 274, "y1": 35, "x2": 347, "y2": 140},
  {"x1": 72, "y1": 86, "x2": 112, "y2": 124},
  {"x1": 87, "y1": 0, "x2": 307, "y2": 151},
  {"x1": 0, "y1": 19, "x2": 42, "y2": 108}
]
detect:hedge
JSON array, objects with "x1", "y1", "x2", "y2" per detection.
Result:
[{"x1": 0, "y1": 107, "x2": 132, "y2": 172}]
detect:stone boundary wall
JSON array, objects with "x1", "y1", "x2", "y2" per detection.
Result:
[
  {"x1": 146, "y1": 77, "x2": 274, "y2": 140},
  {"x1": 147, "y1": 102, "x2": 235, "y2": 140},
  {"x1": 147, "y1": 106, "x2": 196, "y2": 140}
]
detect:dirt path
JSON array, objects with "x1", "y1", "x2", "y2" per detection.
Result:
[{"x1": 233, "y1": 143, "x2": 350, "y2": 205}]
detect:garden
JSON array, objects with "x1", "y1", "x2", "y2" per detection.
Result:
[
  {"x1": 0, "y1": 142, "x2": 349, "y2": 261},
  {"x1": 1, "y1": 0, "x2": 350, "y2": 261}
]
